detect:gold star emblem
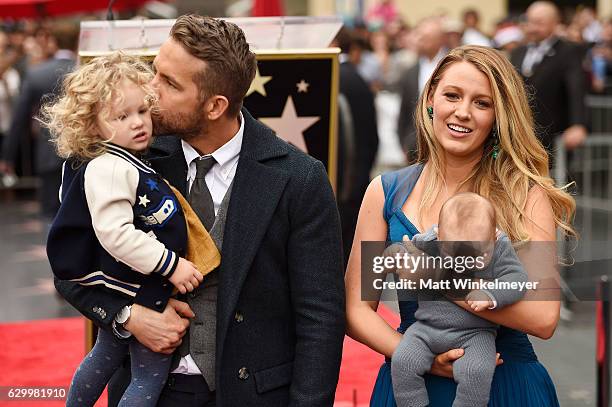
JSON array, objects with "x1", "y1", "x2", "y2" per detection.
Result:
[
  {"x1": 296, "y1": 79, "x2": 310, "y2": 93},
  {"x1": 246, "y1": 67, "x2": 272, "y2": 97},
  {"x1": 138, "y1": 194, "x2": 150, "y2": 207}
]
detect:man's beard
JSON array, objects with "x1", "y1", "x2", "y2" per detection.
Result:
[{"x1": 152, "y1": 106, "x2": 207, "y2": 141}]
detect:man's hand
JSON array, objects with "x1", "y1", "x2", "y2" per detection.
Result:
[
  {"x1": 124, "y1": 298, "x2": 194, "y2": 354},
  {"x1": 430, "y1": 349, "x2": 503, "y2": 378},
  {"x1": 562, "y1": 125, "x2": 587, "y2": 150},
  {"x1": 169, "y1": 257, "x2": 203, "y2": 294}
]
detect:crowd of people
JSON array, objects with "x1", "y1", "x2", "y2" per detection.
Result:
[
  {"x1": 0, "y1": 20, "x2": 79, "y2": 218},
  {"x1": 345, "y1": 2, "x2": 611, "y2": 95}
]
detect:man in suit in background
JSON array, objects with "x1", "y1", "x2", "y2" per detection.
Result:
[
  {"x1": 397, "y1": 18, "x2": 446, "y2": 161},
  {"x1": 334, "y1": 28, "x2": 379, "y2": 266},
  {"x1": 510, "y1": 1, "x2": 587, "y2": 155},
  {"x1": 55, "y1": 15, "x2": 345, "y2": 406},
  {"x1": 1, "y1": 22, "x2": 78, "y2": 219}
]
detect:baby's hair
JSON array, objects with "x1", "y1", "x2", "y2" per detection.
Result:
[
  {"x1": 439, "y1": 192, "x2": 496, "y2": 242},
  {"x1": 40, "y1": 51, "x2": 157, "y2": 161}
]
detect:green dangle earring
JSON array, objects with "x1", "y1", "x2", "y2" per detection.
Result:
[
  {"x1": 427, "y1": 106, "x2": 433, "y2": 120},
  {"x1": 491, "y1": 128, "x2": 500, "y2": 160}
]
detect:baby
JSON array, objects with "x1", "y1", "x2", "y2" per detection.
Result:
[{"x1": 390, "y1": 192, "x2": 528, "y2": 407}]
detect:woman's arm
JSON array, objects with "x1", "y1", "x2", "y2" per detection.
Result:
[
  {"x1": 345, "y1": 176, "x2": 403, "y2": 358},
  {"x1": 455, "y1": 185, "x2": 560, "y2": 339}
]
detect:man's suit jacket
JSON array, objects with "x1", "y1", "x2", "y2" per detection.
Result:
[
  {"x1": 3, "y1": 57, "x2": 75, "y2": 173},
  {"x1": 510, "y1": 38, "x2": 587, "y2": 150},
  {"x1": 337, "y1": 61, "x2": 378, "y2": 264},
  {"x1": 54, "y1": 108, "x2": 346, "y2": 406},
  {"x1": 396, "y1": 63, "x2": 420, "y2": 160}
]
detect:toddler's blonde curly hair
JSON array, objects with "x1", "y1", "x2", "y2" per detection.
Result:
[{"x1": 40, "y1": 51, "x2": 157, "y2": 160}]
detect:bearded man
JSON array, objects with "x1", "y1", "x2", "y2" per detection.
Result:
[{"x1": 55, "y1": 15, "x2": 345, "y2": 407}]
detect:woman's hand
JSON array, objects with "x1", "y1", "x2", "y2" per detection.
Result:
[{"x1": 429, "y1": 349, "x2": 503, "y2": 378}]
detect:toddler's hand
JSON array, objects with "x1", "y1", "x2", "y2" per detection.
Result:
[
  {"x1": 465, "y1": 290, "x2": 493, "y2": 312},
  {"x1": 169, "y1": 257, "x2": 203, "y2": 294}
]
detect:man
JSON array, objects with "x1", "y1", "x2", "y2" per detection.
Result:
[
  {"x1": 334, "y1": 28, "x2": 379, "y2": 266},
  {"x1": 1, "y1": 22, "x2": 78, "y2": 219},
  {"x1": 397, "y1": 18, "x2": 446, "y2": 161},
  {"x1": 55, "y1": 15, "x2": 345, "y2": 406},
  {"x1": 510, "y1": 1, "x2": 587, "y2": 154}
]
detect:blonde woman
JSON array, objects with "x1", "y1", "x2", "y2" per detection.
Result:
[
  {"x1": 345, "y1": 45, "x2": 575, "y2": 406},
  {"x1": 43, "y1": 52, "x2": 213, "y2": 406}
]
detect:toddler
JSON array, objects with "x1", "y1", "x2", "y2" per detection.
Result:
[{"x1": 44, "y1": 52, "x2": 219, "y2": 406}]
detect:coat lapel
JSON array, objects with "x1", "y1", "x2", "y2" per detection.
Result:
[
  {"x1": 216, "y1": 109, "x2": 290, "y2": 364},
  {"x1": 146, "y1": 137, "x2": 189, "y2": 196},
  {"x1": 527, "y1": 38, "x2": 560, "y2": 79},
  {"x1": 144, "y1": 111, "x2": 292, "y2": 370}
]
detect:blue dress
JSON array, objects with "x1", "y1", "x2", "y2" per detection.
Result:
[{"x1": 370, "y1": 164, "x2": 560, "y2": 407}]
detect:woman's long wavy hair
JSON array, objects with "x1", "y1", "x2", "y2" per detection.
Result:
[
  {"x1": 40, "y1": 51, "x2": 157, "y2": 161},
  {"x1": 414, "y1": 45, "x2": 575, "y2": 242}
]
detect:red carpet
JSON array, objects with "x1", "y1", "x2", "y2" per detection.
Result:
[
  {"x1": 0, "y1": 305, "x2": 399, "y2": 407},
  {"x1": 0, "y1": 317, "x2": 107, "y2": 407},
  {"x1": 334, "y1": 304, "x2": 400, "y2": 406}
]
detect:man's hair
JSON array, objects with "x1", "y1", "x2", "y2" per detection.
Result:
[{"x1": 170, "y1": 15, "x2": 256, "y2": 117}]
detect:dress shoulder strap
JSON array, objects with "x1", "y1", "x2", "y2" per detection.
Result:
[{"x1": 380, "y1": 163, "x2": 424, "y2": 222}]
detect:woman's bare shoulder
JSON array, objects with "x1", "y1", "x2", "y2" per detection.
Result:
[{"x1": 525, "y1": 184, "x2": 555, "y2": 241}]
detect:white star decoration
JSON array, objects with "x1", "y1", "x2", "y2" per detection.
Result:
[
  {"x1": 296, "y1": 79, "x2": 310, "y2": 93},
  {"x1": 138, "y1": 194, "x2": 150, "y2": 207},
  {"x1": 246, "y1": 67, "x2": 272, "y2": 97},
  {"x1": 259, "y1": 96, "x2": 320, "y2": 153}
]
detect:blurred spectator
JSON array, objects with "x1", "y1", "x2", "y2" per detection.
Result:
[
  {"x1": 0, "y1": 32, "x2": 20, "y2": 156},
  {"x1": 443, "y1": 18, "x2": 463, "y2": 50},
  {"x1": 366, "y1": 0, "x2": 399, "y2": 28},
  {"x1": 591, "y1": 18, "x2": 612, "y2": 93},
  {"x1": 5, "y1": 22, "x2": 28, "y2": 81},
  {"x1": 385, "y1": 25, "x2": 417, "y2": 91},
  {"x1": 493, "y1": 25, "x2": 524, "y2": 54},
  {"x1": 351, "y1": 20, "x2": 383, "y2": 89},
  {"x1": 577, "y1": 6, "x2": 602, "y2": 44},
  {"x1": 397, "y1": 17, "x2": 446, "y2": 160},
  {"x1": 333, "y1": 28, "x2": 379, "y2": 265},
  {"x1": 370, "y1": 30, "x2": 391, "y2": 90},
  {"x1": 510, "y1": 1, "x2": 587, "y2": 155},
  {"x1": 462, "y1": 8, "x2": 493, "y2": 47},
  {"x1": 1, "y1": 21, "x2": 79, "y2": 219},
  {"x1": 564, "y1": 21, "x2": 585, "y2": 44}
]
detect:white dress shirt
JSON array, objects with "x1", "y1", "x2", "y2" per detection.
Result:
[
  {"x1": 172, "y1": 112, "x2": 244, "y2": 375},
  {"x1": 521, "y1": 36, "x2": 557, "y2": 77},
  {"x1": 418, "y1": 48, "x2": 447, "y2": 93}
]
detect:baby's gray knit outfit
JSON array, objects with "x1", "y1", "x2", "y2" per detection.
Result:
[{"x1": 390, "y1": 228, "x2": 528, "y2": 407}]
